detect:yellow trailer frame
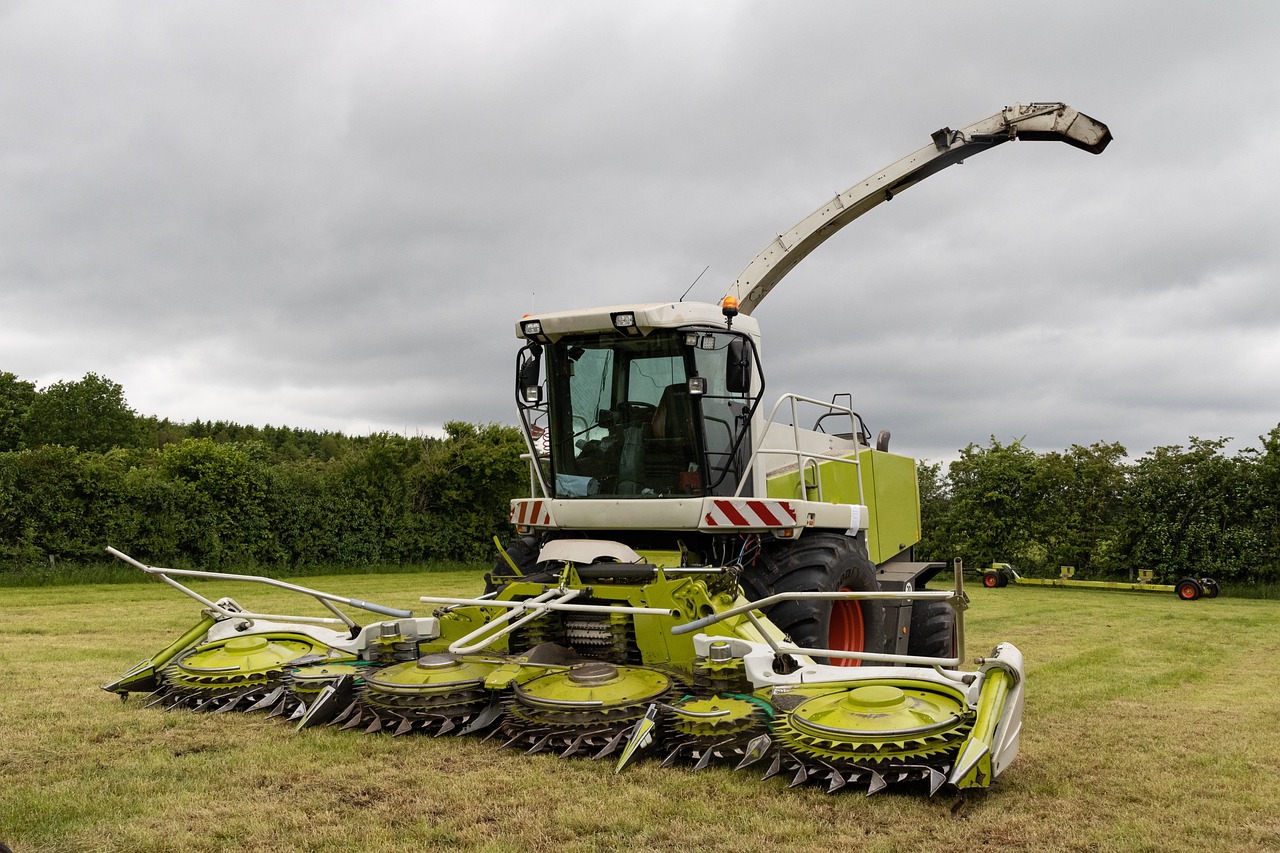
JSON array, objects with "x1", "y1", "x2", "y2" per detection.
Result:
[{"x1": 981, "y1": 563, "x2": 1219, "y2": 601}]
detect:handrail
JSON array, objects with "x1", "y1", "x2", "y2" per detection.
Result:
[{"x1": 734, "y1": 392, "x2": 865, "y2": 505}]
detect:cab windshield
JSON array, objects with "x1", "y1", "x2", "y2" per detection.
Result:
[{"x1": 537, "y1": 329, "x2": 756, "y2": 498}]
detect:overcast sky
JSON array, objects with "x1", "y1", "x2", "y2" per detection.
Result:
[{"x1": 2, "y1": 1, "x2": 1278, "y2": 464}]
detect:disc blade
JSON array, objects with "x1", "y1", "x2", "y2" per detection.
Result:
[
  {"x1": 297, "y1": 676, "x2": 353, "y2": 730},
  {"x1": 594, "y1": 728, "x2": 629, "y2": 761},
  {"x1": 761, "y1": 751, "x2": 784, "y2": 781},
  {"x1": 459, "y1": 696, "x2": 504, "y2": 735},
  {"x1": 246, "y1": 686, "x2": 285, "y2": 713},
  {"x1": 735, "y1": 734, "x2": 772, "y2": 771},
  {"x1": 615, "y1": 706, "x2": 660, "y2": 774},
  {"x1": 328, "y1": 699, "x2": 360, "y2": 727},
  {"x1": 211, "y1": 694, "x2": 244, "y2": 714},
  {"x1": 788, "y1": 764, "x2": 809, "y2": 788}
]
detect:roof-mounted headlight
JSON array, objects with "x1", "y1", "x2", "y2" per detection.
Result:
[
  {"x1": 611, "y1": 311, "x2": 641, "y2": 336},
  {"x1": 520, "y1": 316, "x2": 550, "y2": 343}
]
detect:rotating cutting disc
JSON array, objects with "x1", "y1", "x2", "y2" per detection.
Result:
[
  {"x1": 499, "y1": 662, "x2": 675, "y2": 756},
  {"x1": 154, "y1": 634, "x2": 337, "y2": 713},
  {"x1": 350, "y1": 653, "x2": 500, "y2": 735},
  {"x1": 365, "y1": 653, "x2": 495, "y2": 695},
  {"x1": 774, "y1": 681, "x2": 972, "y2": 763},
  {"x1": 514, "y1": 662, "x2": 672, "y2": 712}
]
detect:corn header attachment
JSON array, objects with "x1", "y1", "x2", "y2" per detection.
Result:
[{"x1": 105, "y1": 543, "x2": 1024, "y2": 797}]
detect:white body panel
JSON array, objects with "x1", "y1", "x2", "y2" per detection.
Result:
[{"x1": 510, "y1": 495, "x2": 867, "y2": 534}]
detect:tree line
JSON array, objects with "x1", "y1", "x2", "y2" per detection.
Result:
[
  {"x1": 915, "y1": 433, "x2": 1280, "y2": 584},
  {"x1": 0, "y1": 371, "x2": 527, "y2": 574},
  {"x1": 3, "y1": 370, "x2": 1278, "y2": 584}
]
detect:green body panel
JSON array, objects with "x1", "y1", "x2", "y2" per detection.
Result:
[
  {"x1": 766, "y1": 448, "x2": 921, "y2": 564},
  {"x1": 949, "y1": 667, "x2": 1012, "y2": 790}
]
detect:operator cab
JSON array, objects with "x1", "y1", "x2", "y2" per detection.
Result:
[{"x1": 516, "y1": 305, "x2": 763, "y2": 500}]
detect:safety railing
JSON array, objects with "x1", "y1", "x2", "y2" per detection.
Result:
[{"x1": 734, "y1": 393, "x2": 865, "y2": 506}]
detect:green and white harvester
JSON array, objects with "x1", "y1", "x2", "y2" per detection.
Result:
[{"x1": 106, "y1": 103, "x2": 1111, "y2": 797}]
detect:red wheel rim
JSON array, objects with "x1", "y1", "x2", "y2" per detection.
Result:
[
  {"x1": 983, "y1": 573, "x2": 998, "y2": 588},
  {"x1": 828, "y1": 589, "x2": 864, "y2": 667},
  {"x1": 1179, "y1": 583, "x2": 1197, "y2": 600}
]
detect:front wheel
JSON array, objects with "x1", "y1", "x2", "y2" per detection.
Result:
[
  {"x1": 1176, "y1": 577, "x2": 1203, "y2": 601},
  {"x1": 906, "y1": 599, "x2": 956, "y2": 660},
  {"x1": 983, "y1": 571, "x2": 1001, "y2": 588},
  {"x1": 739, "y1": 532, "x2": 885, "y2": 667}
]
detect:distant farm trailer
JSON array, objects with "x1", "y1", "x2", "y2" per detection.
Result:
[{"x1": 980, "y1": 563, "x2": 1220, "y2": 601}]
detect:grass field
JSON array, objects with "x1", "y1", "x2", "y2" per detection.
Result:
[{"x1": 2, "y1": 570, "x2": 1278, "y2": 853}]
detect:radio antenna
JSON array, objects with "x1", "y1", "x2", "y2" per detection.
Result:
[{"x1": 678, "y1": 266, "x2": 710, "y2": 302}]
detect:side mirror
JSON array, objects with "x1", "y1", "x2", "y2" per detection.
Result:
[
  {"x1": 725, "y1": 338, "x2": 752, "y2": 394},
  {"x1": 518, "y1": 346, "x2": 543, "y2": 405}
]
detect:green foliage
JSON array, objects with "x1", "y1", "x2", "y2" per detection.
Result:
[
  {"x1": 1119, "y1": 437, "x2": 1267, "y2": 582},
  {"x1": 1031, "y1": 442, "x2": 1128, "y2": 574},
  {"x1": 0, "y1": 369, "x2": 533, "y2": 577},
  {"x1": 918, "y1": 433, "x2": 1280, "y2": 584},
  {"x1": 0, "y1": 371, "x2": 37, "y2": 452},
  {"x1": 0, "y1": 413, "x2": 529, "y2": 578},
  {"x1": 4, "y1": 366, "x2": 1279, "y2": 584},
  {"x1": 413, "y1": 421, "x2": 528, "y2": 561},
  {"x1": 943, "y1": 438, "x2": 1042, "y2": 569},
  {"x1": 22, "y1": 372, "x2": 140, "y2": 452},
  {"x1": 914, "y1": 460, "x2": 951, "y2": 560}
]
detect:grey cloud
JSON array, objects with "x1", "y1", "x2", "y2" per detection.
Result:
[{"x1": 2, "y1": 0, "x2": 1278, "y2": 461}]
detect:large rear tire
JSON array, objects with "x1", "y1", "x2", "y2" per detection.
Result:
[{"x1": 739, "y1": 532, "x2": 884, "y2": 666}]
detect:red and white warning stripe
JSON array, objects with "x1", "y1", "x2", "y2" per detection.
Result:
[
  {"x1": 703, "y1": 499, "x2": 797, "y2": 529},
  {"x1": 510, "y1": 499, "x2": 551, "y2": 527}
]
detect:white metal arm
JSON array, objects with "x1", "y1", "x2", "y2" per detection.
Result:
[
  {"x1": 726, "y1": 102, "x2": 1111, "y2": 315},
  {"x1": 106, "y1": 546, "x2": 414, "y2": 627}
]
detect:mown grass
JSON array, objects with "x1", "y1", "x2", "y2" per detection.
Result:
[{"x1": 1, "y1": 573, "x2": 1278, "y2": 852}]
